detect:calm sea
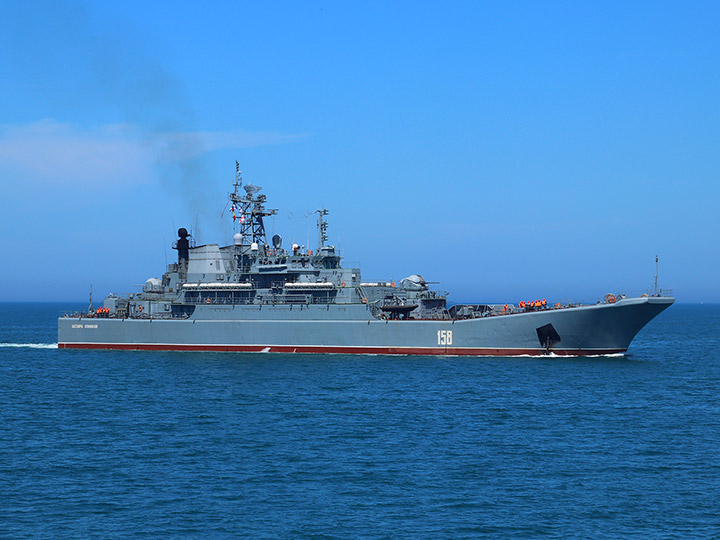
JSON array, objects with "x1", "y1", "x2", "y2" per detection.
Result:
[{"x1": 1, "y1": 302, "x2": 718, "y2": 539}]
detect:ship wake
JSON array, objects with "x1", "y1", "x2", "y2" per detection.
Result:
[{"x1": 0, "y1": 343, "x2": 58, "y2": 349}]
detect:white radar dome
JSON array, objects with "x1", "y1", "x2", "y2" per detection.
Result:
[{"x1": 233, "y1": 233, "x2": 243, "y2": 245}]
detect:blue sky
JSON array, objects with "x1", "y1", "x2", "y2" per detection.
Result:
[{"x1": 1, "y1": 1, "x2": 718, "y2": 303}]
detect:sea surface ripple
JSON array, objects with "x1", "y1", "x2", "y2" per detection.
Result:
[{"x1": 1, "y1": 303, "x2": 719, "y2": 539}]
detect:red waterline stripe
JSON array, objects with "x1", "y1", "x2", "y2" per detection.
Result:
[{"x1": 58, "y1": 343, "x2": 626, "y2": 356}]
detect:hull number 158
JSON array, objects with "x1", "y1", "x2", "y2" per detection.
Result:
[{"x1": 437, "y1": 330, "x2": 453, "y2": 346}]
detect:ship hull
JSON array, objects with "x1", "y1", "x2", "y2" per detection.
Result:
[{"x1": 58, "y1": 296, "x2": 673, "y2": 357}]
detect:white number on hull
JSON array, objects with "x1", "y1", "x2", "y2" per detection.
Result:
[{"x1": 437, "y1": 330, "x2": 453, "y2": 346}]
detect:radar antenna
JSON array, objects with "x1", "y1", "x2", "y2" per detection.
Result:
[{"x1": 244, "y1": 184, "x2": 262, "y2": 196}]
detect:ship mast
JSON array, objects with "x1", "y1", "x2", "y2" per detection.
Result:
[
  {"x1": 229, "y1": 162, "x2": 277, "y2": 249},
  {"x1": 314, "y1": 207, "x2": 329, "y2": 249},
  {"x1": 653, "y1": 255, "x2": 659, "y2": 296}
]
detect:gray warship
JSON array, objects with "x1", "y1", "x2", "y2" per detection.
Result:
[{"x1": 58, "y1": 165, "x2": 674, "y2": 355}]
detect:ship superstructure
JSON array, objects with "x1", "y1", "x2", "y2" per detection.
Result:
[{"x1": 59, "y1": 164, "x2": 674, "y2": 356}]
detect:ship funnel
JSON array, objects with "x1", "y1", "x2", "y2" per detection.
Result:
[{"x1": 175, "y1": 227, "x2": 191, "y2": 265}]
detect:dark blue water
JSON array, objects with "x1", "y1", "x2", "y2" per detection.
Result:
[{"x1": 1, "y1": 303, "x2": 719, "y2": 539}]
